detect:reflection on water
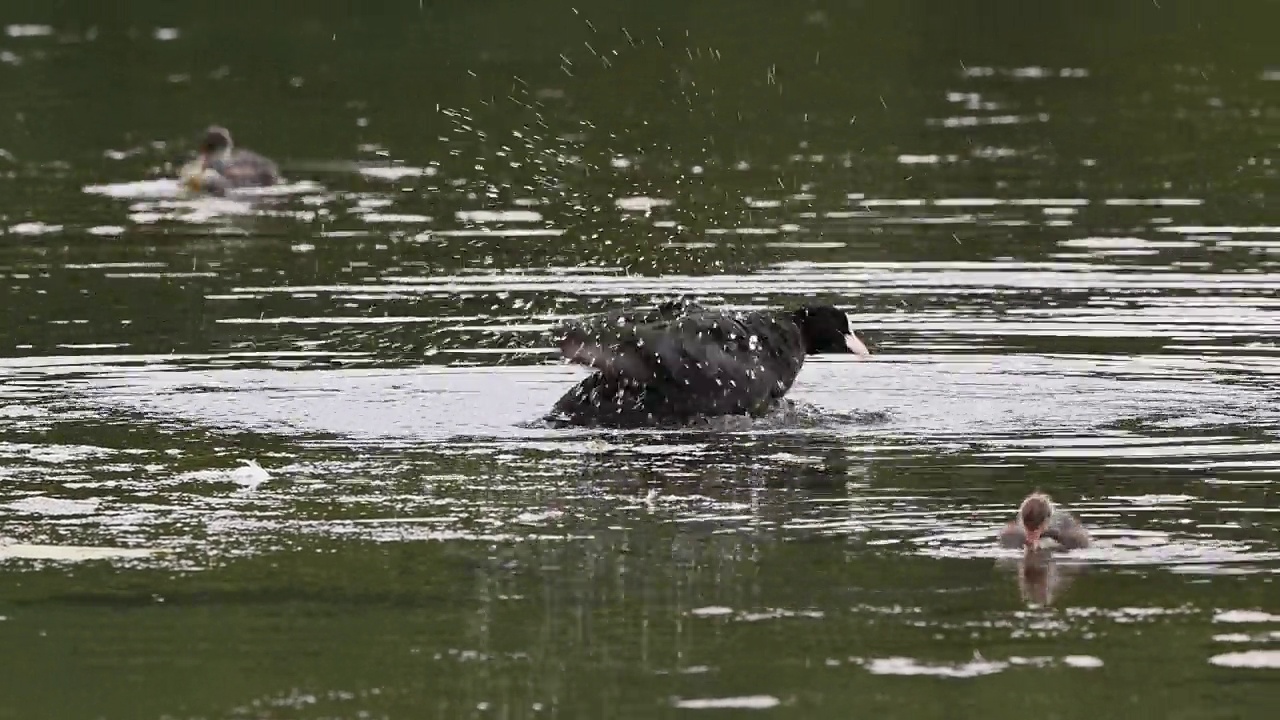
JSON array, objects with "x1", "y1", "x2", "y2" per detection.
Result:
[{"x1": 1, "y1": 0, "x2": 1280, "y2": 717}]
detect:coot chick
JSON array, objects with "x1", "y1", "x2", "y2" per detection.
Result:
[
  {"x1": 546, "y1": 299, "x2": 871, "y2": 428},
  {"x1": 179, "y1": 125, "x2": 280, "y2": 196},
  {"x1": 997, "y1": 492, "x2": 1090, "y2": 551}
]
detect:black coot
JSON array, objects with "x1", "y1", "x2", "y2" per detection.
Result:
[
  {"x1": 546, "y1": 299, "x2": 871, "y2": 427},
  {"x1": 180, "y1": 126, "x2": 281, "y2": 196}
]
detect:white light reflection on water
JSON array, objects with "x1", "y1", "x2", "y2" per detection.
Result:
[
  {"x1": 851, "y1": 654, "x2": 1104, "y2": 677},
  {"x1": 1209, "y1": 651, "x2": 1280, "y2": 669},
  {"x1": 672, "y1": 695, "x2": 781, "y2": 710}
]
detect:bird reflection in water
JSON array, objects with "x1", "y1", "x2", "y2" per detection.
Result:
[{"x1": 997, "y1": 551, "x2": 1084, "y2": 606}]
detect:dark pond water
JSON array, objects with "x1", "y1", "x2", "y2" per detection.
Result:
[{"x1": 2, "y1": 1, "x2": 1279, "y2": 717}]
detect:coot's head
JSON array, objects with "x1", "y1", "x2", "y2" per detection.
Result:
[
  {"x1": 792, "y1": 305, "x2": 871, "y2": 356},
  {"x1": 198, "y1": 126, "x2": 234, "y2": 159},
  {"x1": 1018, "y1": 492, "x2": 1054, "y2": 549}
]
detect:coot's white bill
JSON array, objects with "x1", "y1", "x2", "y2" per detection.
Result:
[
  {"x1": 845, "y1": 332, "x2": 871, "y2": 357},
  {"x1": 844, "y1": 313, "x2": 871, "y2": 357}
]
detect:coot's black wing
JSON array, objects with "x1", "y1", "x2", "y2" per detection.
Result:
[
  {"x1": 556, "y1": 298, "x2": 706, "y2": 381},
  {"x1": 647, "y1": 312, "x2": 792, "y2": 410},
  {"x1": 547, "y1": 372, "x2": 664, "y2": 428},
  {"x1": 560, "y1": 298, "x2": 703, "y2": 339},
  {"x1": 557, "y1": 304, "x2": 808, "y2": 418}
]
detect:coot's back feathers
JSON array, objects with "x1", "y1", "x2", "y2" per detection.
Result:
[
  {"x1": 557, "y1": 299, "x2": 704, "y2": 383},
  {"x1": 548, "y1": 300, "x2": 867, "y2": 427}
]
